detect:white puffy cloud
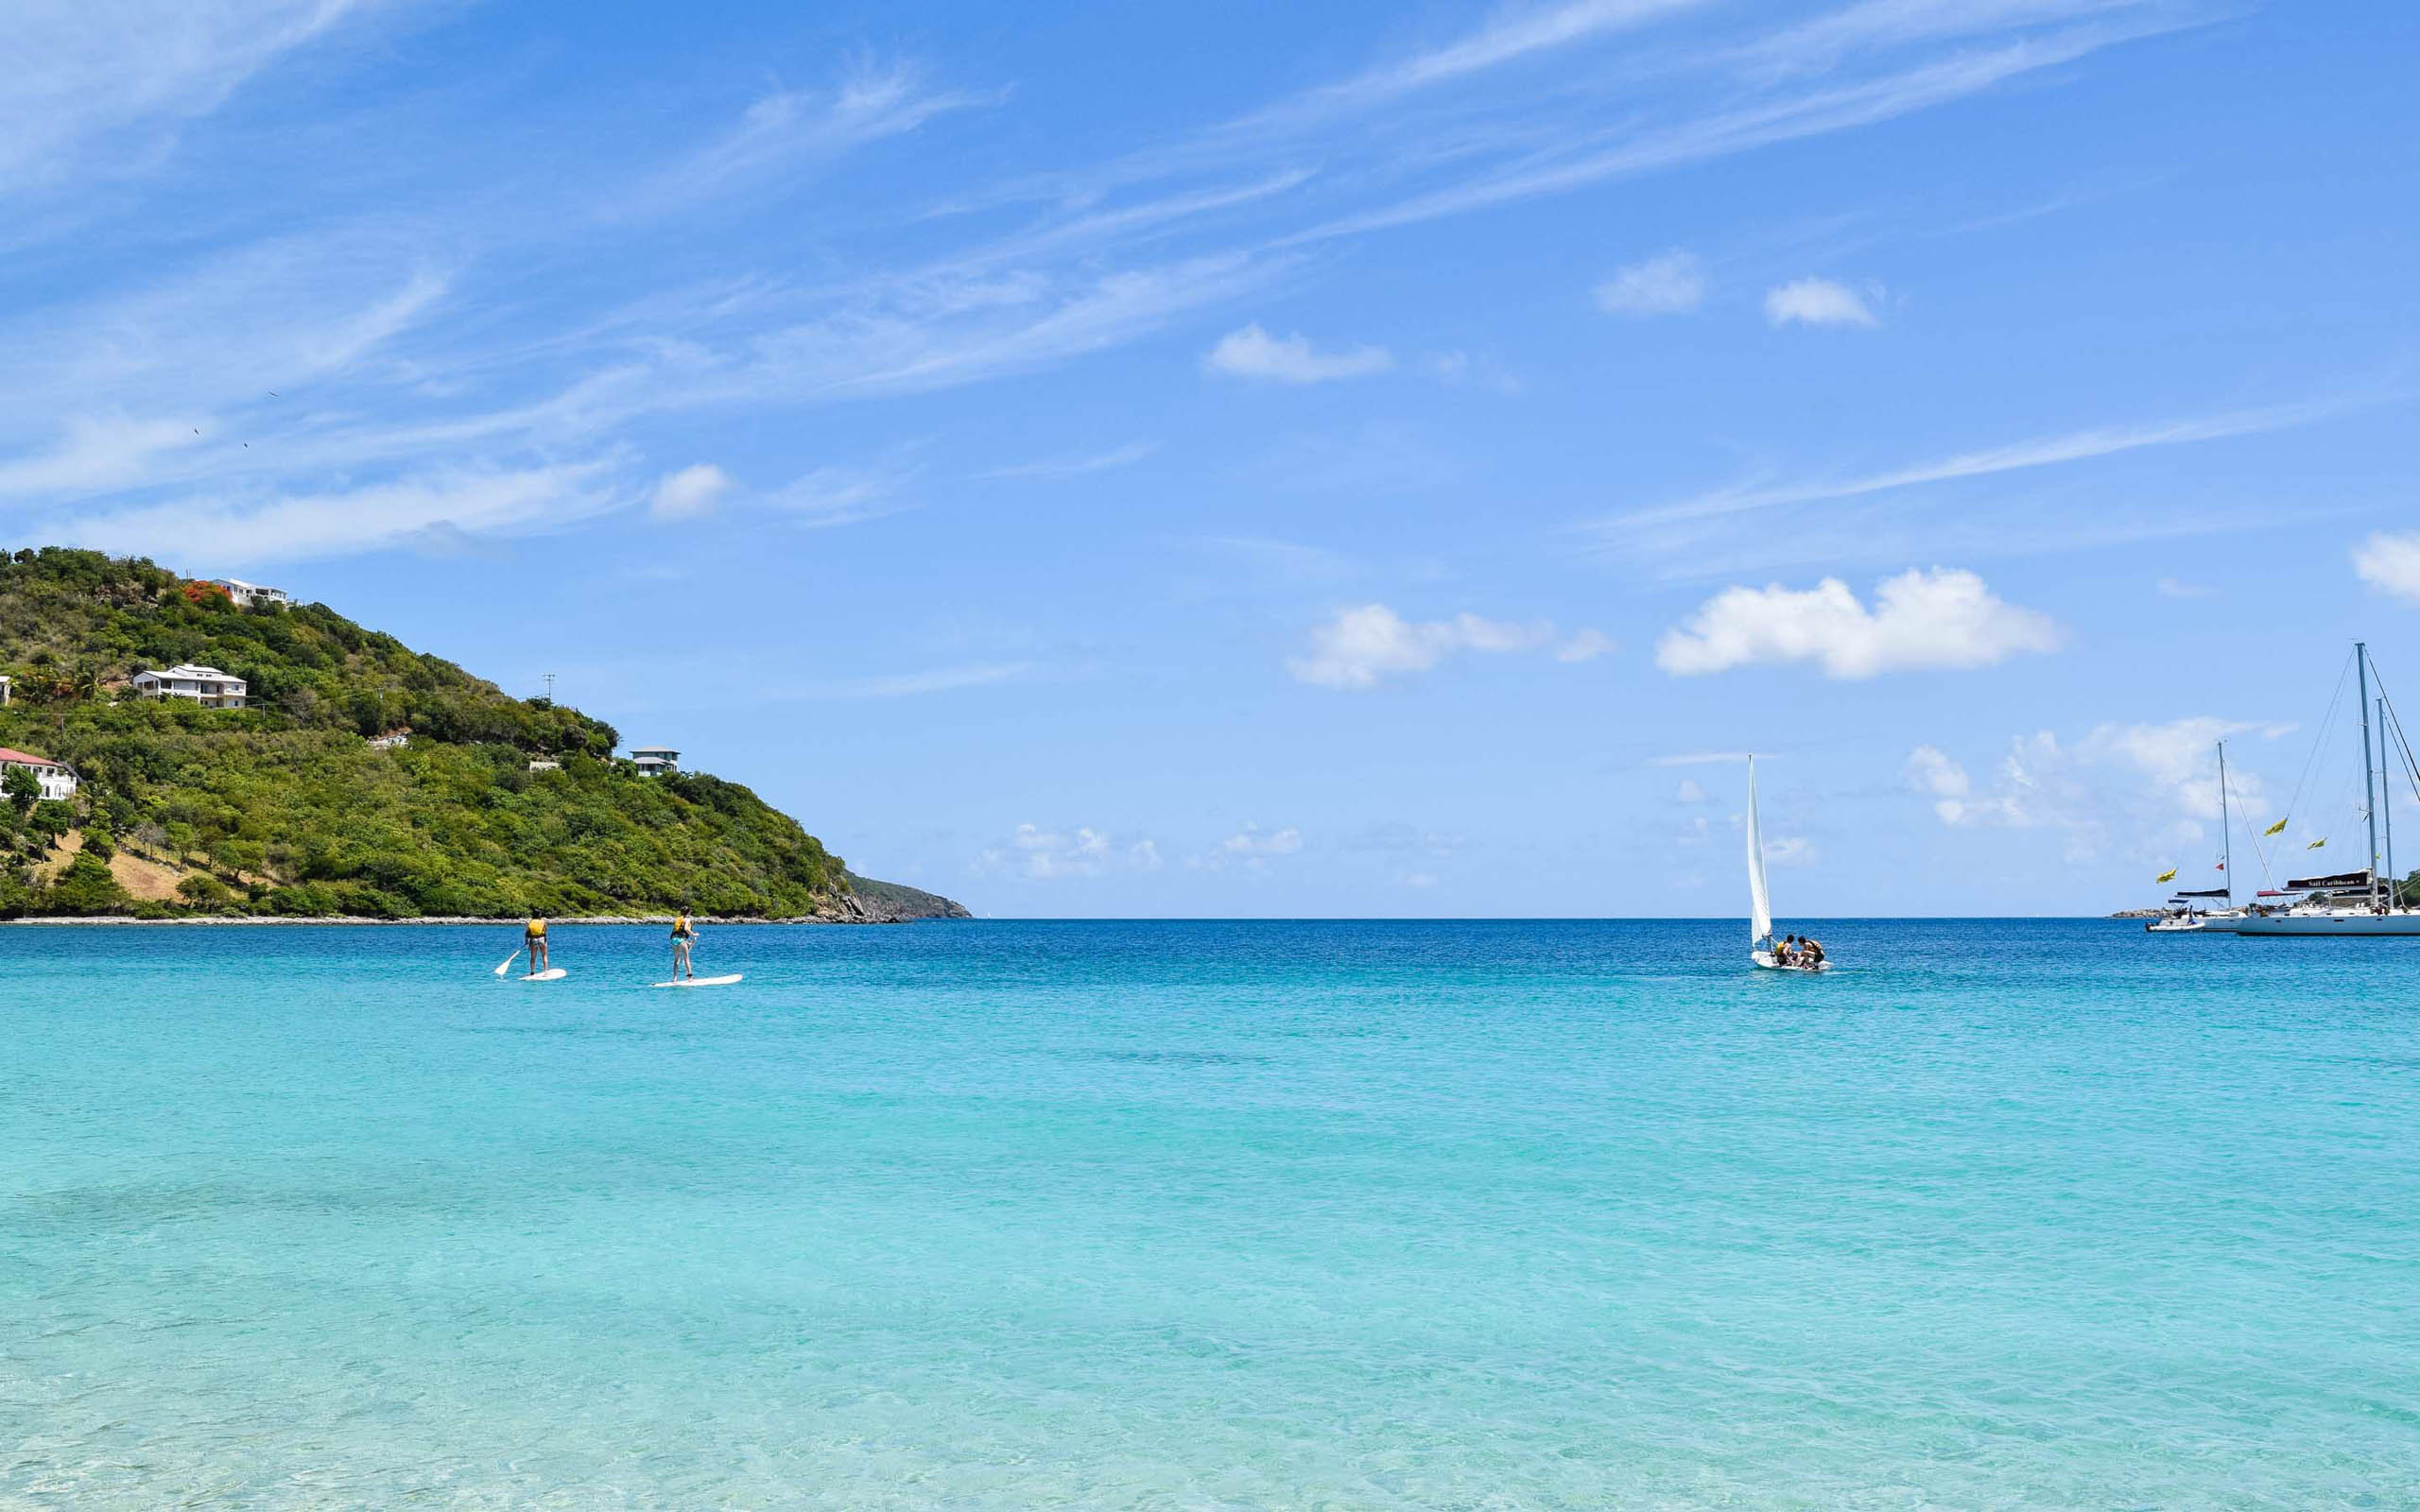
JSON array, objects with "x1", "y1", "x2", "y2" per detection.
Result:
[
  {"x1": 2354, "y1": 531, "x2": 2420, "y2": 602},
  {"x1": 1195, "y1": 823, "x2": 1306, "y2": 873},
  {"x1": 1764, "y1": 834, "x2": 1815, "y2": 867},
  {"x1": 1674, "y1": 778, "x2": 1707, "y2": 804},
  {"x1": 976, "y1": 823, "x2": 1162, "y2": 880},
  {"x1": 2085, "y1": 717, "x2": 2273, "y2": 822},
  {"x1": 1204, "y1": 323, "x2": 1392, "y2": 383},
  {"x1": 1594, "y1": 250, "x2": 1705, "y2": 316},
  {"x1": 1764, "y1": 277, "x2": 1878, "y2": 327},
  {"x1": 1903, "y1": 717, "x2": 2284, "y2": 861},
  {"x1": 1220, "y1": 823, "x2": 1304, "y2": 856},
  {"x1": 1903, "y1": 744, "x2": 1973, "y2": 823},
  {"x1": 1656, "y1": 567, "x2": 2062, "y2": 679},
  {"x1": 1291, "y1": 604, "x2": 1610, "y2": 688},
  {"x1": 649, "y1": 462, "x2": 733, "y2": 520},
  {"x1": 1557, "y1": 627, "x2": 1616, "y2": 662}
]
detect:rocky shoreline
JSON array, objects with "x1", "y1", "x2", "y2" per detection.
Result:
[
  {"x1": 4, "y1": 874, "x2": 973, "y2": 927},
  {"x1": 4, "y1": 912, "x2": 970, "y2": 926}
]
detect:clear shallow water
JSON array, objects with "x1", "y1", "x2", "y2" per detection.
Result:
[{"x1": 2, "y1": 919, "x2": 2415, "y2": 1508}]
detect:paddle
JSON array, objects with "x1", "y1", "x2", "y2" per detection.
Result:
[{"x1": 493, "y1": 946, "x2": 523, "y2": 977}]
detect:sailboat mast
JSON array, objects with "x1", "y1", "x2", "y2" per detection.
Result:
[
  {"x1": 2384, "y1": 698, "x2": 2397, "y2": 907},
  {"x1": 2359, "y1": 642, "x2": 2381, "y2": 906},
  {"x1": 2217, "y1": 739, "x2": 2233, "y2": 907}
]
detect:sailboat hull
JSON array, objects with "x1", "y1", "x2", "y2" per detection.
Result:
[
  {"x1": 2230, "y1": 910, "x2": 2420, "y2": 936},
  {"x1": 2148, "y1": 910, "x2": 2244, "y2": 933},
  {"x1": 1751, "y1": 951, "x2": 1830, "y2": 972}
]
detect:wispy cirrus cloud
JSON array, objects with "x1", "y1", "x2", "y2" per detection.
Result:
[
  {"x1": 786, "y1": 662, "x2": 1033, "y2": 700},
  {"x1": 0, "y1": 0, "x2": 402, "y2": 201},
  {"x1": 1282, "y1": 11, "x2": 2204, "y2": 244},
  {"x1": 763, "y1": 461, "x2": 919, "y2": 527},
  {"x1": 1599, "y1": 398, "x2": 2348, "y2": 539},
  {"x1": 43, "y1": 458, "x2": 622, "y2": 568},
  {"x1": 633, "y1": 62, "x2": 1005, "y2": 215},
  {"x1": 978, "y1": 441, "x2": 1158, "y2": 480},
  {"x1": 0, "y1": 0, "x2": 2230, "y2": 576},
  {"x1": 1283, "y1": 0, "x2": 1718, "y2": 116}
]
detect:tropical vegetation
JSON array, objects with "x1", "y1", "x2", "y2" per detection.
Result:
[{"x1": 0, "y1": 546, "x2": 858, "y2": 919}]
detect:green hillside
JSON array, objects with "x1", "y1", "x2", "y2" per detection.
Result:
[{"x1": 0, "y1": 546, "x2": 947, "y2": 920}]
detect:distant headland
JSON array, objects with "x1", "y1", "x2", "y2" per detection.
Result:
[{"x1": 0, "y1": 547, "x2": 967, "y2": 922}]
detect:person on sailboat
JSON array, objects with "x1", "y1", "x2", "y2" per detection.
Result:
[{"x1": 1800, "y1": 936, "x2": 1826, "y2": 966}]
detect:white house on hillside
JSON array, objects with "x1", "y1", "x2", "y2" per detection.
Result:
[
  {"x1": 629, "y1": 745, "x2": 679, "y2": 776},
  {"x1": 205, "y1": 578, "x2": 292, "y2": 609},
  {"x1": 0, "y1": 747, "x2": 78, "y2": 801},
  {"x1": 130, "y1": 664, "x2": 248, "y2": 708},
  {"x1": 368, "y1": 728, "x2": 411, "y2": 750}
]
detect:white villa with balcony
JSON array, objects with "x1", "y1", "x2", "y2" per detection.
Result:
[
  {"x1": 130, "y1": 664, "x2": 248, "y2": 708},
  {"x1": 205, "y1": 578, "x2": 292, "y2": 609},
  {"x1": 629, "y1": 745, "x2": 679, "y2": 776},
  {"x1": 0, "y1": 747, "x2": 78, "y2": 802}
]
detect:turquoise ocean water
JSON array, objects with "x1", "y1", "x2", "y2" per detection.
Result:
[{"x1": 3, "y1": 919, "x2": 2415, "y2": 1507}]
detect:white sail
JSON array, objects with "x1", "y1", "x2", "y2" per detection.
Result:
[{"x1": 1746, "y1": 755, "x2": 1772, "y2": 945}]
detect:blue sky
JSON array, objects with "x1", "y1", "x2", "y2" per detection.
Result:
[{"x1": 7, "y1": 0, "x2": 2418, "y2": 916}]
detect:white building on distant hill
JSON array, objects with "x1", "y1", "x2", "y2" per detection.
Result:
[
  {"x1": 130, "y1": 664, "x2": 248, "y2": 709},
  {"x1": 368, "y1": 728, "x2": 411, "y2": 750},
  {"x1": 629, "y1": 745, "x2": 679, "y2": 776},
  {"x1": 0, "y1": 747, "x2": 78, "y2": 801},
  {"x1": 204, "y1": 578, "x2": 292, "y2": 608}
]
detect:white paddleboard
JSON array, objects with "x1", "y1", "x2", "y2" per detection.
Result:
[
  {"x1": 521, "y1": 968, "x2": 568, "y2": 982},
  {"x1": 652, "y1": 973, "x2": 743, "y2": 988}
]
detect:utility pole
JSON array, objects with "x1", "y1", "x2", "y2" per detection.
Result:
[{"x1": 544, "y1": 672, "x2": 556, "y2": 703}]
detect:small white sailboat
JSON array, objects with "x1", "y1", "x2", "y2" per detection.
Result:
[
  {"x1": 1747, "y1": 755, "x2": 1829, "y2": 972},
  {"x1": 2149, "y1": 740, "x2": 2245, "y2": 933}
]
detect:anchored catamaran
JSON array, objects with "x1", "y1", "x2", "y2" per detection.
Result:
[{"x1": 2231, "y1": 641, "x2": 2420, "y2": 936}]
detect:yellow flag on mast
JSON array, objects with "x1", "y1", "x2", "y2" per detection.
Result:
[
  {"x1": 2308, "y1": 837, "x2": 2327, "y2": 850},
  {"x1": 2155, "y1": 868, "x2": 2177, "y2": 883},
  {"x1": 2263, "y1": 817, "x2": 2289, "y2": 836}
]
